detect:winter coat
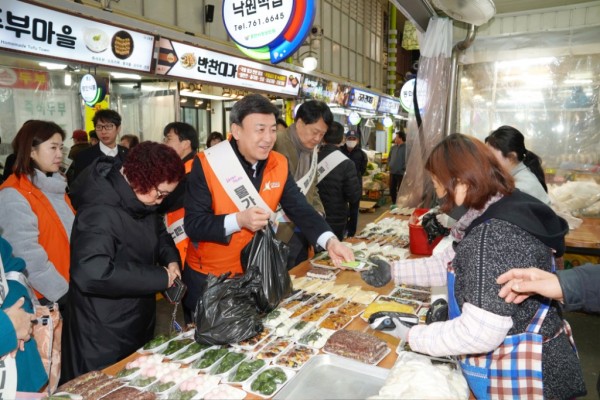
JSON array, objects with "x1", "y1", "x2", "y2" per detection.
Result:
[
  {"x1": 0, "y1": 170, "x2": 74, "y2": 301},
  {"x1": 340, "y1": 144, "x2": 368, "y2": 188},
  {"x1": 0, "y1": 236, "x2": 47, "y2": 392},
  {"x1": 61, "y1": 157, "x2": 178, "y2": 381},
  {"x1": 317, "y1": 144, "x2": 361, "y2": 239},
  {"x1": 511, "y1": 162, "x2": 551, "y2": 205},
  {"x1": 557, "y1": 264, "x2": 600, "y2": 313},
  {"x1": 454, "y1": 190, "x2": 585, "y2": 399},
  {"x1": 274, "y1": 125, "x2": 324, "y2": 214}
]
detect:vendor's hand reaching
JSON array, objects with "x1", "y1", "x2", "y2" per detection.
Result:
[
  {"x1": 326, "y1": 237, "x2": 354, "y2": 268},
  {"x1": 6, "y1": 297, "x2": 35, "y2": 343},
  {"x1": 236, "y1": 207, "x2": 270, "y2": 232},
  {"x1": 361, "y1": 257, "x2": 391, "y2": 287}
]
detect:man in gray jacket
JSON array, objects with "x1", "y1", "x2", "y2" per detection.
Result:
[{"x1": 274, "y1": 100, "x2": 333, "y2": 269}]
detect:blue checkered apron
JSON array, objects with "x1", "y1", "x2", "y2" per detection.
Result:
[{"x1": 447, "y1": 264, "x2": 549, "y2": 399}]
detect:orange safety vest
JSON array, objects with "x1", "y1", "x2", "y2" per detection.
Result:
[
  {"x1": 185, "y1": 151, "x2": 287, "y2": 276},
  {"x1": 0, "y1": 174, "x2": 74, "y2": 298},
  {"x1": 164, "y1": 158, "x2": 194, "y2": 267}
]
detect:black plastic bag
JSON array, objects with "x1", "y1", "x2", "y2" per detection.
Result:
[
  {"x1": 421, "y1": 212, "x2": 450, "y2": 244},
  {"x1": 241, "y1": 222, "x2": 292, "y2": 313},
  {"x1": 194, "y1": 267, "x2": 263, "y2": 345}
]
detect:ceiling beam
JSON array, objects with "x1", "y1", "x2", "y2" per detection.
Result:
[{"x1": 388, "y1": 0, "x2": 437, "y2": 32}]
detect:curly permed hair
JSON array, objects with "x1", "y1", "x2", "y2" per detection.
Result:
[{"x1": 123, "y1": 141, "x2": 184, "y2": 194}]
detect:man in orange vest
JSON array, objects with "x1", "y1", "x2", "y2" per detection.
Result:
[
  {"x1": 160, "y1": 122, "x2": 199, "y2": 267},
  {"x1": 182, "y1": 94, "x2": 354, "y2": 323}
]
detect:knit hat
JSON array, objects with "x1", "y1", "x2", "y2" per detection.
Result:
[{"x1": 72, "y1": 129, "x2": 88, "y2": 141}]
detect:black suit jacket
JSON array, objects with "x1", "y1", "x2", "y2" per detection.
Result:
[{"x1": 67, "y1": 144, "x2": 128, "y2": 186}]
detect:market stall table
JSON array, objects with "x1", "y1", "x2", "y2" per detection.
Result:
[
  {"x1": 102, "y1": 261, "x2": 401, "y2": 399},
  {"x1": 565, "y1": 217, "x2": 600, "y2": 256}
]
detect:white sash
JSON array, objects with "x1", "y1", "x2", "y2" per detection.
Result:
[
  {"x1": 317, "y1": 150, "x2": 349, "y2": 183},
  {"x1": 295, "y1": 147, "x2": 319, "y2": 195},
  {"x1": 204, "y1": 141, "x2": 275, "y2": 215},
  {"x1": 164, "y1": 216, "x2": 188, "y2": 245}
]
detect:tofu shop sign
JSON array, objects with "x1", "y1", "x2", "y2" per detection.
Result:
[
  {"x1": 222, "y1": 0, "x2": 317, "y2": 64},
  {"x1": 0, "y1": 0, "x2": 155, "y2": 72}
]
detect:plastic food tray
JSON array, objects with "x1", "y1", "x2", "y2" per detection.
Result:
[
  {"x1": 222, "y1": 359, "x2": 267, "y2": 385},
  {"x1": 274, "y1": 344, "x2": 318, "y2": 370},
  {"x1": 273, "y1": 354, "x2": 389, "y2": 400},
  {"x1": 242, "y1": 366, "x2": 296, "y2": 399},
  {"x1": 323, "y1": 345, "x2": 391, "y2": 366}
]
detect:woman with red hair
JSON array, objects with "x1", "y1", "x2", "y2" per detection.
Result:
[
  {"x1": 362, "y1": 134, "x2": 585, "y2": 399},
  {"x1": 62, "y1": 141, "x2": 185, "y2": 381}
]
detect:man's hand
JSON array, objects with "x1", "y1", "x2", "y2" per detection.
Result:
[
  {"x1": 497, "y1": 268, "x2": 562, "y2": 304},
  {"x1": 326, "y1": 237, "x2": 354, "y2": 267},
  {"x1": 236, "y1": 207, "x2": 271, "y2": 232},
  {"x1": 361, "y1": 257, "x2": 391, "y2": 287},
  {"x1": 5, "y1": 297, "x2": 34, "y2": 342},
  {"x1": 368, "y1": 311, "x2": 417, "y2": 342}
]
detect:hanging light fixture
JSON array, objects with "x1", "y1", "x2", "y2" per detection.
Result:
[
  {"x1": 382, "y1": 116, "x2": 393, "y2": 128},
  {"x1": 348, "y1": 111, "x2": 361, "y2": 126},
  {"x1": 222, "y1": 88, "x2": 231, "y2": 97},
  {"x1": 302, "y1": 55, "x2": 318, "y2": 71}
]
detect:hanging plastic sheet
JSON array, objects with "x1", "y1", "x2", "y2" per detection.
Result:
[{"x1": 397, "y1": 18, "x2": 454, "y2": 208}]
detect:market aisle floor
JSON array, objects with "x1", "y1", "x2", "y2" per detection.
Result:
[{"x1": 155, "y1": 201, "x2": 600, "y2": 398}]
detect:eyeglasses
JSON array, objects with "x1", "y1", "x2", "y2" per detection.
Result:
[
  {"x1": 154, "y1": 186, "x2": 171, "y2": 200},
  {"x1": 95, "y1": 123, "x2": 115, "y2": 131}
]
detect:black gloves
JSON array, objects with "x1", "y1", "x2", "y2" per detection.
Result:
[
  {"x1": 421, "y1": 212, "x2": 450, "y2": 244},
  {"x1": 368, "y1": 311, "x2": 419, "y2": 341},
  {"x1": 361, "y1": 257, "x2": 391, "y2": 287}
]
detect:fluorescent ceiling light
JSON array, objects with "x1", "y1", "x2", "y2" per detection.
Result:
[
  {"x1": 180, "y1": 90, "x2": 231, "y2": 101},
  {"x1": 110, "y1": 72, "x2": 142, "y2": 80},
  {"x1": 39, "y1": 62, "x2": 67, "y2": 70}
]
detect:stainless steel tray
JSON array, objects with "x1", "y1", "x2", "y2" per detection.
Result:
[{"x1": 273, "y1": 354, "x2": 389, "y2": 400}]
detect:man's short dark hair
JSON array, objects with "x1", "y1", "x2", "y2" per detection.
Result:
[
  {"x1": 295, "y1": 101, "x2": 333, "y2": 127},
  {"x1": 276, "y1": 118, "x2": 288, "y2": 128},
  {"x1": 163, "y1": 122, "x2": 199, "y2": 152},
  {"x1": 230, "y1": 94, "x2": 279, "y2": 126},
  {"x1": 89, "y1": 130, "x2": 98, "y2": 139},
  {"x1": 323, "y1": 121, "x2": 344, "y2": 145},
  {"x1": 93, "y1": 109, "x2": 122, "y2": 127},
  {"x1": 396, "y1": 131, "x2": 406, "y2": 141}
]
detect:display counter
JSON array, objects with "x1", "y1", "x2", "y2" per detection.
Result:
[{"x1": 100, "y1": 261, "x2": 400, "y2": 399}]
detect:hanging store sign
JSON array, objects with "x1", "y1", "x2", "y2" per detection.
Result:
[
  {"x1": 400, "y1": 78, "x2": 427, "y2": 113},
  {"x1": 224, "y1": 0, "x2": 316, "y2": 64},
  {"x1": 79, "y1": 74, "x2": 107, "y2": 107},
  {"x1": 223, "y1": 0, "x2": 293, "y2": 49},
  {"x1": 0, "y1": 0, "x2": 155, "y2": 72},
  {"x1": 300, "y1": 76, "x2": 338, "y2": 103},
  {"x1": 345, "y1": 88, "x2": 379, "y2": 111},
  {"x1": 156, "y1": 38, "x2": 303, "y2": 96},
  {"x1": 0, "y1": 67, "x2": 49, "y2": 90},
  {"x1": 377, "y1": 96, "x2": 401, "y2": 115}
]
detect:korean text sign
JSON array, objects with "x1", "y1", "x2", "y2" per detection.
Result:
[
  {"x1": 156, "y1": 38, "x2": 302, "y2": 96},
  {"x1": 0, "y1": 0, "x2": 155, "y2": 72}
]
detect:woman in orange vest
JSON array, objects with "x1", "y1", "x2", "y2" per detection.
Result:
[{"x1": 0, "y1": 120, "x2": 74, "y2": 310}]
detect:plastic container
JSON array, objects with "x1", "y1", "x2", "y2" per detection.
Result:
[{"x1": 409, "y1": 208, "x2": 442, "y2": 256}]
